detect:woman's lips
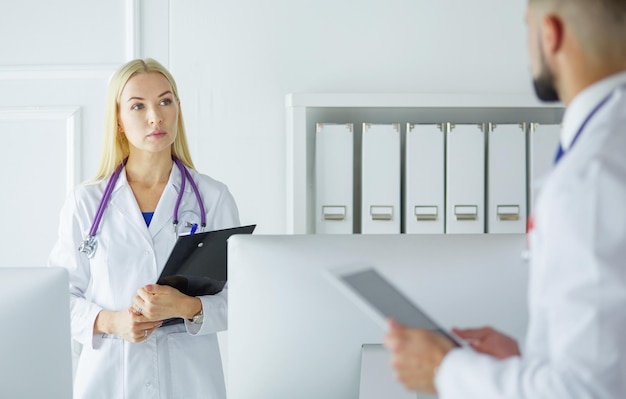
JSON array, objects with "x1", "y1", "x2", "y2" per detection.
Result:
[{"x1": 148, "y1": 130, "x2": 167, "y2": 138}]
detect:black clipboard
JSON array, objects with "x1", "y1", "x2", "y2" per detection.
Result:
[{"x1": 157, "y1": 224, "x2": 256, "y2": 326}]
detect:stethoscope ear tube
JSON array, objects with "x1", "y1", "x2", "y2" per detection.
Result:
[
  {"x1": 77, "y1": 156, "x2": 207, "y2": 257},
  {"x1": 77, "y1": 159, "x2": 127, "y2": 258},
  {"x1": 180, "y1": 161, "x2": 206, "y2": 228}
]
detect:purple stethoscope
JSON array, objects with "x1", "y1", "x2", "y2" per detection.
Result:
[{"x1": 78, "y1": 157, "x2": 206, "y2": 258}]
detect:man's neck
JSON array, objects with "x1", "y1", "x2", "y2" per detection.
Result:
[{"x1": 559, "y1": 60, "x2": 626, "y2": 106}]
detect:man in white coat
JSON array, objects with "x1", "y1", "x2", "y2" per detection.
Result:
[{"x1": 385, "y1": 0, "x2": 626, "y2": 397}]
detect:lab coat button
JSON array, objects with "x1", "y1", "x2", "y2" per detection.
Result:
[{"x1": 145, "y1": 382, "x2": 152, "y2": 388}]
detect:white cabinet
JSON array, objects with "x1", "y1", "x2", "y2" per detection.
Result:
[{"x1": 286, "y1": 93, "x2": 563, "y2": 234}]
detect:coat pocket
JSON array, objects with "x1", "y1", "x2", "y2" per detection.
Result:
[
  {"x1": 73, "y1": 336, "x2": 124, "y2": 399},
  {"x1": 166, "y1": 332, "x2": 226, "y2": 399}
]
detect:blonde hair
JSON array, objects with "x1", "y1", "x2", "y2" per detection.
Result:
[
  {"x1": 92, "y1": 58, "x2": 195, "y2": 180},
  {"x1": 529, "y1": 0, "x2": 626, "y2": 64}
]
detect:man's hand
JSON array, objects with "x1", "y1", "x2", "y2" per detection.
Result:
[
  {"x1": 453, "y1": 326, "x2": 520, "y2": 359},
  {"x1": 384, "y1": 319, "x2": 455, "y2": 393}
]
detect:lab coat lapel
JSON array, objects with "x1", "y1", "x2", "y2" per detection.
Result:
[
  {"x1": 108, "y1": 168, "x2": 154, "y2": 247},
  {"x1": 148, "y1": 165, "x2": 188, "y2": 238}
]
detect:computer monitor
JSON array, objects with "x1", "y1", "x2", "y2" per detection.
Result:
[
  {"x1": 0, "y1": 267, "x2": 73, "y2": 399},
  {"x1": 227, "y1": 233, "x2": 529, "y2": 399}
]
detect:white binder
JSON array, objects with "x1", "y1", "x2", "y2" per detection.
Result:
[
  {"x1": 446, "y1": 124, "x2": 485, "y2": 234},
  {"x1": 315, "y1": 123, "x2": 354, "y2": 234},
  {"x1": 361, "y1": 123, "x2": 400, "y2": 234},
  {"x1": 529, "y1": 123, "x2": 561, "y2": 213},
  {"x1": 487, "y1": 123, "x2": 527, "y2": 234},
  {"x1": 405, "y1": 123, "x2": 445, "y2": 234}
]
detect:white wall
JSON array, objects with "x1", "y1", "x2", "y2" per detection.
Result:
[
  {"x1": 0, "y1": 0, "x2": 534, "y2": 255},
  {"x1": 0, "y1": 0, "x2": 534, "y2": 390},
  {"x1": 0, "y1": 0, "x2": 123, "y2": 267},
  {"x1": 169, "y1": 0, "x2": 532, "y2": 233}
]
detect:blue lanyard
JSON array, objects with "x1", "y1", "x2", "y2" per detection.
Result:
[{"x1": 554, "y1": 93, "x2": 613, "y2": 164}]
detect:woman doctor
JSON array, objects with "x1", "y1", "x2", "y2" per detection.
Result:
[{"x1": 48, "y1": 58, "x2": 239, "y2": 399}]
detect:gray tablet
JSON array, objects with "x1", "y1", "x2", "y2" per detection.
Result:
[{"x1": 328, "y1": 264, "x2": 464, "y2": 347}]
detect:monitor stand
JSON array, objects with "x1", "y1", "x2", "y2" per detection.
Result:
[{"x1": 359, "y1": 344, "x2": 436, "y2": 399}]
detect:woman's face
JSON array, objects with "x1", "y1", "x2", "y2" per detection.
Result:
[{"x1": 118, "y1": 72, "x2": 179, "y2": 156}]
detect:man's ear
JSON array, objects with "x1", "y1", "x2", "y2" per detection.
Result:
[{"x1": 541, "y1": 14, "x2": 565, "y2": 57}]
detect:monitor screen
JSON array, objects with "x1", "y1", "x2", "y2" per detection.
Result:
[
  {"x1": 227, "y1": 233, "x2": 528, "y2": 399},
  {"x1": 0, "y1": 267, "x2": 73, "y2": 399}
]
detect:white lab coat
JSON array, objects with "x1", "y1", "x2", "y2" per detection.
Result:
[
  {"x1": 48, "y1": 164, "x2": 240, "y2": 399},
  {"x1": 435, "y1": 71, "x2": 626, "y2": 398}
]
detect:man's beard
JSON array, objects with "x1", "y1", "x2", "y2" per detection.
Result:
[{"x1": 532, "y1": 46, "x2": 560, "y2": 102}]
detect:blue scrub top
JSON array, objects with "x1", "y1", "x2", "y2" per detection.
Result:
[{"x1": 142, "y1": 212, "x2": 154, "y2": 227}]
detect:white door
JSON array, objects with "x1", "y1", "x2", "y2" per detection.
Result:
[{"x1": 0, "y1": 0, "x2": 169, "y2": 268}]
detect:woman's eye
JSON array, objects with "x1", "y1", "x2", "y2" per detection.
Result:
[
  {"x1": 160, "y1": 98, "x2": 173, "y2": 106},
  {"x1": 131, "y1": 103, "x2": 144, "y2": 111}
]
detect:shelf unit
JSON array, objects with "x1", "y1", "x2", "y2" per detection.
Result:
[{"x1": 286, "y1": 93, "x2": 564, "y2": 234}]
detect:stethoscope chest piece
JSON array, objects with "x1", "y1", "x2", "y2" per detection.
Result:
[{"x1": 78, "y1": 235, "x2": 98, "y2": 259}]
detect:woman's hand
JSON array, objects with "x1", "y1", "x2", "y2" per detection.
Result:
[
  {"x1": 94, "y1": 308, "x2": 162, "y2": 343},
  {"x1": 132, "y1": 284, "x2": 202, "y2": 322},
  {"x1": 452, "y1": 326, "x2": 521, "y2": 359}
]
